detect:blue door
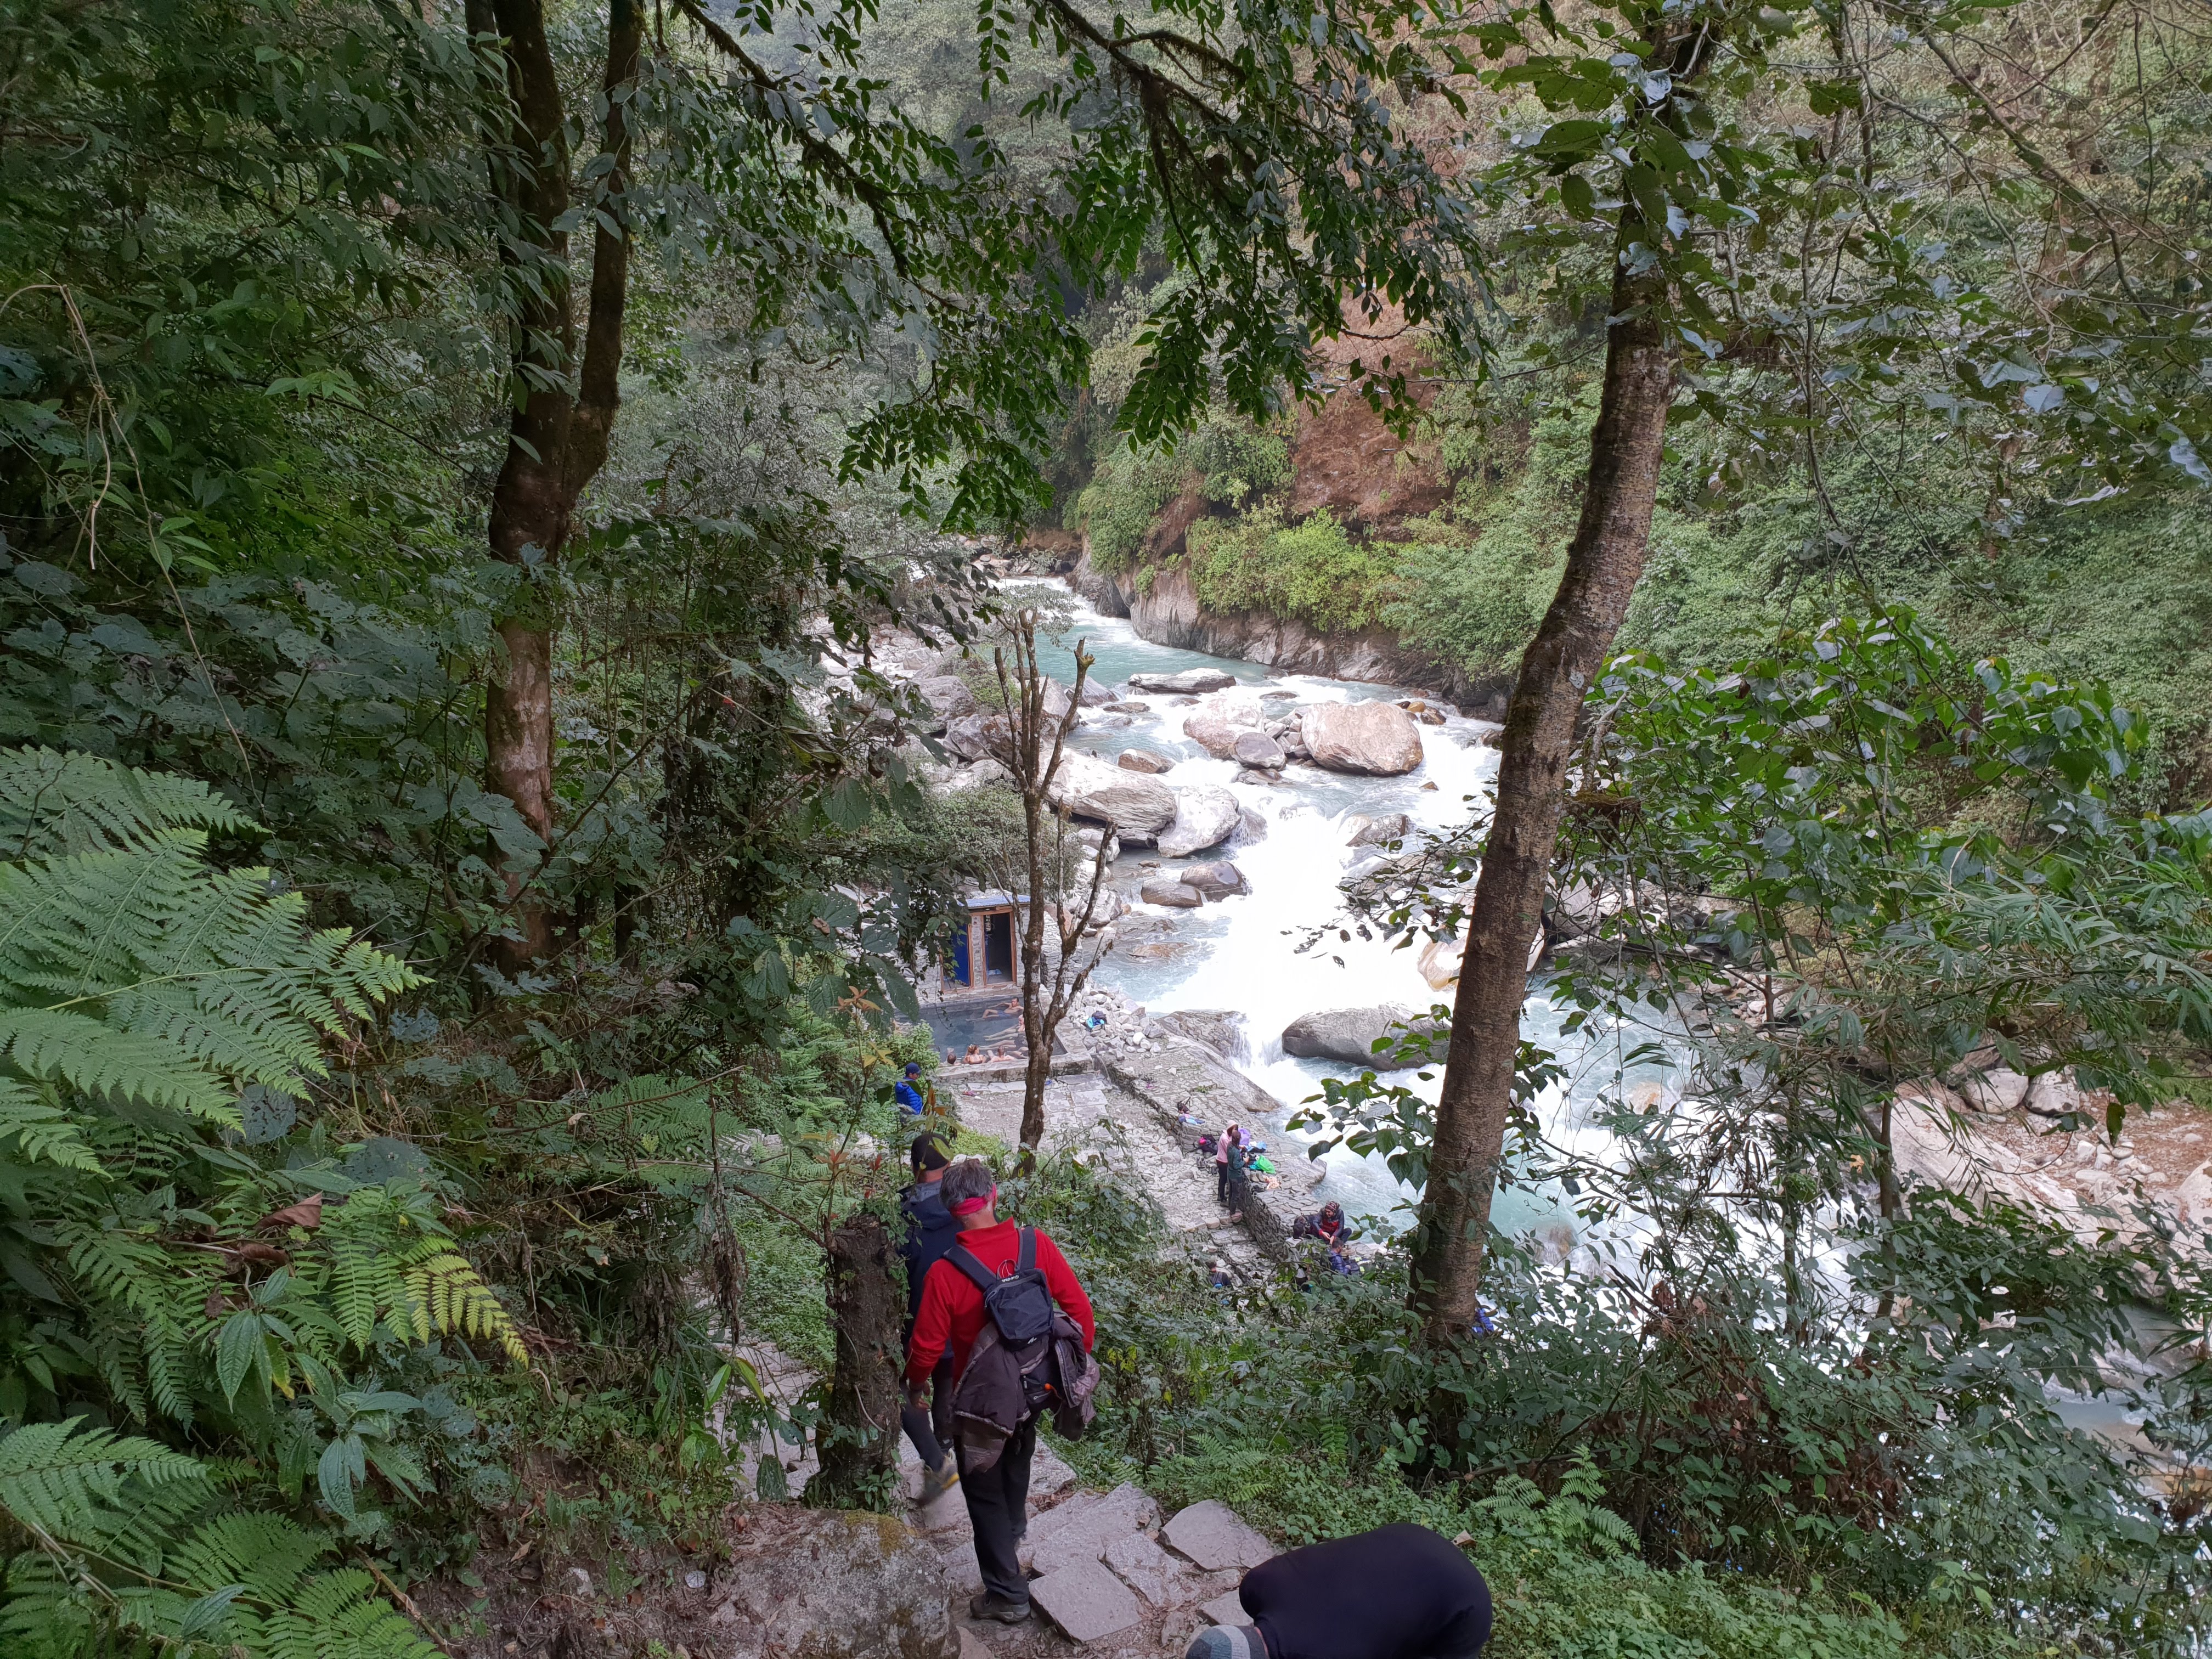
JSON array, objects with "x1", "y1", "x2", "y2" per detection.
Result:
[{"x1": 949, "y1": 926, "x2": 971, "y2": 986}]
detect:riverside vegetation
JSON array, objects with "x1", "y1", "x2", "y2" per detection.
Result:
[{"x1": 1, "y1": 0, "x2": 2209, "y2": 1657}]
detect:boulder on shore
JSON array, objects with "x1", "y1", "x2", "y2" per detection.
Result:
[
  {"x1": 1047, "y1": 752, "x2": 1178, "y2": 838},
  {"x1": 1116, "y1": 749, "x2": 1173, "y2": 775},
  {"x1": 1180, "y1": 860, "x2": 1246, "y2": 900},
  {"x1": 1280, "y1": 1005, "x2": 1440, "y2": 1069},
  {"x1": 1146, "y1": 1009, "x2": 1248, "y2": 1060},
  {"x1": 1300, "y1": 702, "x2": 1424, "y2": 776},
  {"x1": 1139, "y1": 880, "x2": 1203, "y2": 908},
  {"x1": 1130, "y1": 667, "x2": 1236, "y2": 694},
  {"x1": 1157, "y1": 786, "x2": 1242, "y2": 857},
  {"x1": 914, "y1": 674, "x2": 975, "y2": 723}
]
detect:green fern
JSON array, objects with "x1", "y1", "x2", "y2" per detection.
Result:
[
  {"x1": 0, "y1": 1424, "x2": 435, "y2": 1659},
  {"x1": 0, "y1": 748, "x2": 256, "y2": 860}
]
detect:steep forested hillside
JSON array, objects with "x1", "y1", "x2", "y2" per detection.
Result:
[{"x1": 1, "y1": 0, "x2": 2208, "y2": 1657}]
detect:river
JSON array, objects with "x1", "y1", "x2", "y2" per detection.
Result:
[{"x1": 1027, "y1": 582, "x2": 1671, "y2": 1244}]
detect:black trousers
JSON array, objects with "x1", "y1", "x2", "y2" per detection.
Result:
[
  {"x1": 960, "y1": 1417, "x2": 1035, "y2": 1605},
  {"x1": 901, "y1": 1353, "x2": 955, "y2": 1470}
]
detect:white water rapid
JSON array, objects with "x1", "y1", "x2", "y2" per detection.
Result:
[{"x1": 1028, "y1": 582, "x2": 1671, "y2": 1242}]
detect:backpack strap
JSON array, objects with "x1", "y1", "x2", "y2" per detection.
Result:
[
  {"x1": 946, "y1": 1238, "x2": 1005, "y2": 1296},
  {"x1": 1016, "y1": 1227, "x2": 1037, "y2": 1274}
]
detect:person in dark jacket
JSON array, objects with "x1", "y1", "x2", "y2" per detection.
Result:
[
  {"x1": 899, "y1": 1134, "x2": 961, "y2": 1500},
  {"x1": 1184, "y1": 1523, "x2": 1492, "y2": 1659},
  {"x1": 906, "y1": 1158, "x2": 1095, "y2": 1626}
]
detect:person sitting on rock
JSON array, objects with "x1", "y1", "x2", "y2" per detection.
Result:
[
  {"x1": 1186, "y1": 1523, "x2": 1492, "y2": 1659},
  {"x1": 1292, "y1": 1201, "x2": 1348, "y2": 1248},
  {"x1": 906, "y1": 1158, "x2": 1096, "y2": 1627}
]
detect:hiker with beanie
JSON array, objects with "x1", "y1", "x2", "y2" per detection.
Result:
[
  {"x1": 899, "y1": 1133, "x2": 961, "y2": 1501},
  {"x1": 1186, "y1": 1523, "x2": 1493, "y2": 1659},
  {"x1": 906, "y1": 1157, "x2": 1097, "y2": 1625}
]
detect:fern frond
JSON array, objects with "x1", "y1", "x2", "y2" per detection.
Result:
[
  {"x1": 0, "y1": 1006, "x2": 234, "y2": 1119},
  {"x1": 258, "y1": 1566, "x2": 439, "y2": 1659},
  {"x1": 0, "y1": 1076, "x2": 100, "y2": 1171},
  {"x1": 0, "y1": 1418, "x2": 207, "y2": 1562},
  {"x1": 0, "y1": 746, "x2": 256, "y2": 859},
  {"x1": 399, "y1": 1251, "x2": 528, "y2": 1365},
  {"x1": 165, "y1": 1509, "x2": 328, "y2": 1600}
]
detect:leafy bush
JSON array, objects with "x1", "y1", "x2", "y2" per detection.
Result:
[{"x1": 1189, "y1": 507, "x2": 1399, "y2": 634}]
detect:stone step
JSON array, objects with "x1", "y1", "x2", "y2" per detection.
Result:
[
  {"x1": 1161, "y1": 1500, "x2": 1276, "y2": 1572},
  {"x1": 1030, "y1": 1559, "x2": 1147, "y2": 1644}
]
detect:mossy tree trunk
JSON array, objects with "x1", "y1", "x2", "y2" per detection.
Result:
[{"x1": 810, "y1": 1212, "x2": 902, "y2": 1509}]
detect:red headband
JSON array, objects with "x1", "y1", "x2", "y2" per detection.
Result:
[{"x1": 950, "y1": 1185, "x2": 996, "y2": 1217}]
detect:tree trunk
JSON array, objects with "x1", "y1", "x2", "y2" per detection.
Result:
[
  {"x1": 1410, "y1": 218, "x2": 1675, "y2": 1344},
  {"x1": 478, "y1": 0, "x2": 640, "y2": 973},
  {"x1": 811, "y1": 1213, "x2": 902, "y2": 1510}
]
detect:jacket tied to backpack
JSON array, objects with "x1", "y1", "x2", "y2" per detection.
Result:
[{"x1": 944, "y1": 1227, "x2": 1099, "y2": 1472}]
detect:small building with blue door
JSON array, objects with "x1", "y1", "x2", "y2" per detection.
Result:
[{"x1": 932, "y1": 890, "x2": 1025, "y2": 1000}]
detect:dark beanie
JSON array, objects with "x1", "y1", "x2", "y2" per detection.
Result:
[{"x1": 911, "y1": 1132, "x2": 951, "y2": 1175}]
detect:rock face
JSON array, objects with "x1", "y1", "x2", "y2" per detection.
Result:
[
  {"x1": 1231, "y1": 729, "x2": 1285, "y2": 769},
  {"x1": 1129, "y1": 668, "x2": 1236, "y2": 694},
  {"x1": 1140, "y1": 881, "x2": 1203, "y2": 908},
  {"x1": 1048, "y1": 753, "x2": 1178, "y2": 838},
  {"x1": 1157, "y1": 786, "x2": 1242, "y2": 857},
  {"x1": 1180, "y1": 860, "x2": 1246, "y2": 900},
  {"x1": 1280, "y1": 1005, "x2": 1437, "y2": 1069},
  {"x1": 712, "y1": 1509, "x2": 957, "y2": 1659},
  {"x1": 1301, "y1": 702, "x2": 1424, "y2": 776},
  {"x1": 1117, "y1": 749, "x2": 1173, "y2": 775},
  {"x1": 1344, "y1": 811, "x2": 1411, "y2": 848}
]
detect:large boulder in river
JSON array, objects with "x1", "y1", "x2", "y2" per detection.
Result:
[
  {"x1": 1140, "y1": 880, "x2": 1203, "y2": 908},
  {"x1": 1047, "y1": 752, "x2": 1178, "y2": 838},
  {"x1": 713, "y1": 1507, "x2": 958, "y2": 1659},
  {"x1": 1077, "y1": 678, "x2": 1115, "y2": 707},
  {"x1": 1181, "y1": 860, "x2": 1247, "y2": 900},
  {"x1": 1301, "y1": 702, "x2": 1424, "y2": 776},
  {"x1": 1157, "y1": 785, "x2": 1242, "y2": 857},
  {"x1": 1183, "y1": 710, "x2": 1245, "y2": 758},
  {"x1": 1116, "y1": 748, "x2": 1173, "y2": 774},
  {"x1": 1281, "y1": 1005, "x2": 1439, "y2": 1069},
  {"x1": 1232, "y1": 729, "x2": 1285, "y2": 769},
  {"x1": 1130, "y1": 667, "x2": 1236, "y2": 694}
]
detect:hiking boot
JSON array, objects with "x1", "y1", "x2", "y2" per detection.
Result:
[
  {"x1": 918, "y1": 1459, "x2": 959, "y2": 1504},
  {"x1": 968, "y1": 1592, "x2": 1032, "y2": 1624}
]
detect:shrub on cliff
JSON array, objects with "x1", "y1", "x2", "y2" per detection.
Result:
[{"x1": 1188, "y1": 507, "x2": 1398, "y2": 634}]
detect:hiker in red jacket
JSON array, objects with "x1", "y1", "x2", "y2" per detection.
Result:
[{"x1": 906, "y1": 1157, "x2": 1096, "y2": 1626}]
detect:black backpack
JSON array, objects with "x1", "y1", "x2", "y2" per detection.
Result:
[{"x1": 947, "y1": 1228, "x2": 1059, "y2": 1417}]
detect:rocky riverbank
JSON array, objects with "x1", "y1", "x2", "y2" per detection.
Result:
[{"x1": 1064, "y1": 549, "x2": 1497, "y2": 710}]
